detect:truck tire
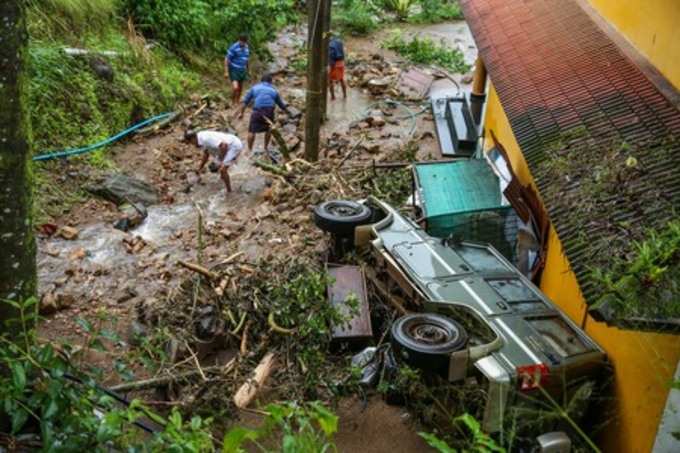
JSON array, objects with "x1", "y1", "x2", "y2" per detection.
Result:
[
  {"x1": 391, "y1": 313, "x2": 468, "y2": 375},
  {"x1": 313, "y1": 200, "x2": 373, "y2": 237}
]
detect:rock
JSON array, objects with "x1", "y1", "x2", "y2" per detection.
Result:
[
  {"x1": 69, "y1": 248, "x2": 87, "y2": 261},
  {"x1": 287, "y1": 106, "x2": 303, "y2": 119},
  {"x1": 58, "y1": 226, "x2": 79, "y2": 240},
  {"x1": 420, "y1": 131, "x2": 435, "y2": 140},
  {"x1": 117, "y1": 285, "x2": 138, "y2": 304},
  {"x1": 367, "y1": 78, "x2": 391, "y2": 95},
  {"x1": 87, "y1": 173, "x2": 159, "y2": 206},
  {"x1": 40, "y1": 292, "x2": 75, "y2": 315},
  {"x1": 113, "y1": 203, "x2": 148, "y2": 232},
  {"x1": 89, "y1": 57, "x2": 114, "y2": 82},
  {"x1": 39, "y1": 223, "x2": 58, "y2": 237}
]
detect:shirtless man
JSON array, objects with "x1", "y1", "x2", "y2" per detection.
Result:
[{"x1": 184, "y1": 130, "x2": 244, "y2": 193}]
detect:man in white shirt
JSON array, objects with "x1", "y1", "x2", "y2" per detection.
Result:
[{"x1": 184, "y1": 130, "x2": 244, "y2": 193}]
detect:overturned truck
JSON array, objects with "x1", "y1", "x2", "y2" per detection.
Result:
[{"x1": 314, "y1": 198, "x2": 607, "y2": 436}]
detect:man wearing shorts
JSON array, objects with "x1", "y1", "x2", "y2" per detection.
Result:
[
  {"x1": 237, "y1": 73, "x2": 291, "y2": 153},
  {"x1": 225, "y1": 35, "x2": 250, "y2": 105},
  {"x1": 185, "y1": 130, "x2": 244, "y2": 194},
  {"x1": 328, "y1": 35, "x2": 347, "y2": 100}
]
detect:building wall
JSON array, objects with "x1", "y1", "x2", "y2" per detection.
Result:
[
  {"x1": 587, "y1": 0, "x2": 680, "y2": 90},
  {"x1": 483, "y1": 84, "x2": 680, "y2": 452}
]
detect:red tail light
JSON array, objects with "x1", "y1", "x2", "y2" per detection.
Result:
[{"x1": 517, "y1": 364, "x2": 549, "y2": 391}]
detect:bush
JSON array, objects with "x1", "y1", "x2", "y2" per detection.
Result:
[
  {"x1": 122, "y1": 0, "x2": 297, "y2": 54},
  {"x1": 410, "y1": 0, "x2": 463, "y2": 23},
  {"x1": 27, "y1": 0, "x2": 120, "y2": 32},
  {"x1": 333, "y1": 0, "x2": 379, "y2": 36},
  {"x1": 382, "y1": 0, "x2": 417, "y2": 20},
  {"x1": 383, "y1": 30, "x2": 469, "y2": 73}
]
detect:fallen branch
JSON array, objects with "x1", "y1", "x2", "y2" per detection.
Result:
[
  {"x1": 268, "y1": 312, "x2": 295, "y2": 335},
  {"x1": 253, "y1": 159, "x2": 290, "y2": 178},
  {"x1": 264, "y1": 117, "x2": 290, "y2": 160},
  {"x1": 111, "y1": 359, "x2": 235, "y2": 392},
  {"x1": 335, "y1": 137, "x2": 365, "y2": 170},
  {"x1": 177, "y1": 260, "x2": 218, "y2": 280},
  {"x1": 233, "y1": 353, "x2": 276, "y2": 409}
]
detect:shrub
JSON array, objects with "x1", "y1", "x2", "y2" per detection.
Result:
[
  {"x1": 122, "y1": 0, "x2": 297, "y2": 54},
  {"x1": 382, "y1": 0, "x2": 417, "y2": 20},
  {"x1": 27, "y1": 0, "x2": 120, "y2": 31},
  {"x1": 383, "y1": 30, "x2": 469, "y2": 73},
  {"x1": 333, "y1": 0, "x2": 379, "y2": 36},
  {"x1": 410, "y1": 0, "x2": 464, "y2": 24}
]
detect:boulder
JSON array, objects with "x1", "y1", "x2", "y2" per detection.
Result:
[{"x1": 87, "y1": 173, "x2": 158, "y2": 206}]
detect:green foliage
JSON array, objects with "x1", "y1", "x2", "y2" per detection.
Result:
[
  {"x1": 592, "y1": 220, "x2": 680, "y2": 319},
  {"x1": 382, "y1": 0, "x2": 417, "y2": 20},
  {"x1": 223, "y1": 401, "x2": 338, "y2": 453},
  {"x1": 123, "y1": 0, "x2": 297, "y2": 54},
  {"x1": 266, "y1": 266, "x2": 357, "y2": 392},
  {"x1": 0, "y1": 297, "x2": 219, "y2": 451},
  {"x1": 27, "y1": 0, "x2": 119, "y2": 34},
  {"x1": 333, "y1": 0, "x2": 379, "y2": 36},
  {"x1": 383, "y1": 30, "x2": 470, "y2": 73},
  {"x1": 419, "y1": 414, "x2": 505, "y2": 453},
  {"x1": 409, "y1": 0, "x2": 463, "y2": 24}
]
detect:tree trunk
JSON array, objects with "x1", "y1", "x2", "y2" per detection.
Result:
[
  {"x1": 304, "y1": 0, "x2": 326, "y2": 162},
  {"x1": 320, "y1": 0, "x2": 331, "y2": 122},
  {"x1": 0, "y1": 0, "x2": 36, "y2": 330}
]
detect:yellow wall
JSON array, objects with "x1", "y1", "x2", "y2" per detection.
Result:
[
  {"x1": 483, "y1": 84, "x2": 680, "y2": 452},
  {"x1": 587, "y1": 0, "x2": 680, "y2": 90}
]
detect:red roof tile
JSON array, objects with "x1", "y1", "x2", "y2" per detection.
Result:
[{"x1": 461, "y1": 0, "x2": 680, "y2": 317}]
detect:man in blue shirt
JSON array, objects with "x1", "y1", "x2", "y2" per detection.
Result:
[
  {"x1": 238, "y1": 74, "x2": 291, "y2": 153},
  {"x1": 224, "y1": 34, "x2": 250, "y2": 105}
]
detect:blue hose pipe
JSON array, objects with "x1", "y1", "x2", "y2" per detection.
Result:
[{"x1": 33, "y1": 112, "x2": 176, "y2": 162}]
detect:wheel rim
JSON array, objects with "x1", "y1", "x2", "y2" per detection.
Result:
[
  {"x1": 326, "y1": 202, "x2": 362, "y2": 218},
  {"x1": 406, "y1": 321, "x2": 455, "y2": 345}
]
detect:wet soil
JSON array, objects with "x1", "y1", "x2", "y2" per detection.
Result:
[{"x1": 35, "y1": 20, "x2": 477, "y2": 450}]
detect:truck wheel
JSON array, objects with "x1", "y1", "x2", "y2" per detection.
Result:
[
  {"x1": 313, "y1": 200, "x2": 373, "y2": 236},
  {"x1": 391, "y1": 313, "x2": 468, "y2": 375}
]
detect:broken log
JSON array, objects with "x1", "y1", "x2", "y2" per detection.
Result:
[
  {"x1": 252, "y1": 160, "x2": 290, "y2": 178},
  {"x1": 233, "y1": 352, "x2": 276, "y2": 409},
  {"x1": 177, "y1": 260, "x2": 218, "y2": 280},
  {"x1": 111, "y1": 359, "x2": 235, "y2": 392},
  {"x1": 264, "y1": 117, "x2": 290, "y2": 160}
]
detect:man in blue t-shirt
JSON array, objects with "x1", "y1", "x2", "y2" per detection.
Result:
[
  {"x1": 237, "y1": 73, "x2": 291, "y2": 153},
  {"x1": 224, "y1": 34, "x2": 250, "y2": 105}
]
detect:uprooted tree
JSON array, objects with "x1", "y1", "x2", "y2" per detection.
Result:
[{"x1": 0, "y1": 0, "x2": 36, "y2": 330}]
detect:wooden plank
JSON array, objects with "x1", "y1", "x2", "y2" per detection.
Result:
[{"x1": 327, "y1": 264, "x2": 372, "y2": 341}]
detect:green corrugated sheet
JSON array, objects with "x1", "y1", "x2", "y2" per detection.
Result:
[
  {"x1": 415, "y1": 160, "x2": 516, "y2": 261},
  {"x1": 415, "y1": 160, "x2": 503, "y2": 217}
]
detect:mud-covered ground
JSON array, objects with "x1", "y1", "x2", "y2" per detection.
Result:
[{"x1": 35, "y1": 21, "x2": 477, "y2": 450}]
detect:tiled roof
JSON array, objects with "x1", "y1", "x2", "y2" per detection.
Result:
[{"x1": 460, "y1": 0, "x2": 680, "y2": 316}]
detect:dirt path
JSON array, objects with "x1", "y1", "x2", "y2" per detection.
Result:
[{"x1": 35, "y1": 20, "x2": 477, "y2": 451}]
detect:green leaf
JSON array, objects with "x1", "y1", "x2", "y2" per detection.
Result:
[
  {"x1": 11, "y1": 362, "x2": 27, "y2": 391},
  {"x1": 311, "y1": 402, "x2": 338, "y2": 436},
  {"x1": 222, "y1": 426, "x2": 260, "y2": 452},
  {"x1": 11, "y1": 408, "x2": 29, "y2": 434},
  {"x1": 418, "y1": 432, "x2": 456, "y2": 453},
  {"x1": 282, "y1": 434, "x2": 298, "y2": 453}
]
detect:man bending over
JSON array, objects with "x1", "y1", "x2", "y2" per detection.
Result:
[{"x1": 185, "y1": 130, "x2": 244, "y2": 194}]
